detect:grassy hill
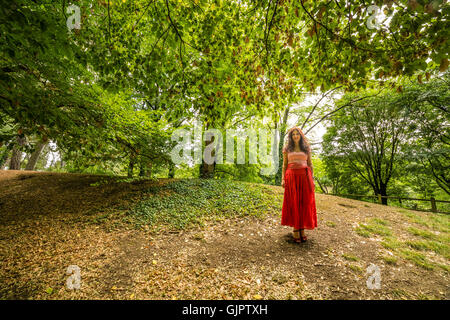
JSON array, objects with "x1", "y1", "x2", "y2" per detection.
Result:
[{"x1": 0, "y1": 170, "x2": 448, "y2": 300}]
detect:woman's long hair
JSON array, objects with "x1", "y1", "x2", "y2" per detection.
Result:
[{"x1": 283, "y1": 127, "x2": 311, "y2": 154}]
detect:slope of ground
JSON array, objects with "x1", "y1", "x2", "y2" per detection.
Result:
[{"x1": 0, "y1": 170, "x2": 448, "y2": 300}]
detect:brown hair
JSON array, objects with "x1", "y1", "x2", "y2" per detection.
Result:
[{"x1": 283, "y1": 126, "x2": 311, "y2": 154}]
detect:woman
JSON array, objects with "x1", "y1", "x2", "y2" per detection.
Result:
[{"x1": 281, "y1": 126, "x2": 318, "y2": 243}]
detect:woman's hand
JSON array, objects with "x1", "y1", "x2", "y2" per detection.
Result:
[{"x1": 282, "y1": 178, "x2": 285, "y2": 188}]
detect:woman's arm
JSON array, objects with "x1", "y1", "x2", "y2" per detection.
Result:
[
  {"x1": 307, "y1": 151, "x2": 314, "y2": 177},
  {"x1": 282, "y1": 148, "x2": 287, "y2": 185}
]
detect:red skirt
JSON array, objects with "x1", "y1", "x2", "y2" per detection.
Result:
[{"x1": 281, "y1": 163, "x2": 318, "y2": 230}]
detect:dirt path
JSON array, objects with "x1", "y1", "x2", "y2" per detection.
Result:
[{"x1": 0, "y1": 170, "x2": 448, "y2": 299}]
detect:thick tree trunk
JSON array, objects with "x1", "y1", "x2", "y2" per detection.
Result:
[
  {"x1": 25, "y1": 141, "x2": 46, "y2": 171},
  {"x1": 380, "y1": 184, "x2": 388, "y2": 205},
  {"x1": 9, "y1": 136, "x2": 26, "y2": 170},
  {"x1": 199, "y1": 121, "x2": 216, "y2": 179},
  {"x1": 200, "y1": 136, "x2": 216, "y2": 179}
]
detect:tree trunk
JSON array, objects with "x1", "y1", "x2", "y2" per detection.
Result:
[
  {"x1": 275, "y1": 105, "x2": 290, "y2": 186},
  {"x1": 138, "y1": 161, "x2": 152, "y2": 177},
  {"x1": 168, "y1": 162, "x2": 175, "y2": 178},
  {"x1": 0, "y1": 157, "x2": 9, "y2": 170},
  {"x1": 49, "y1": 157, "x2": 55, "y2": 169},
  {"x1": 199, "y1": 121, "x2": 216, "y2": 179},
  {"x1": 167, "y1": 119, "x2": 185, "y2": 179},
  {"x1": 128, "y1": 158, "x2": 135, "y2": 178},
  {"x1": 379, "y1": 184, "x2": 388, "y2": 205},
  {"x1": 139, "y1": 161, "x2": 145, "y2": 177},
  {"x1": 200, "y1": 137, "x2": 216, "y2": 179},
  {"x1": 0, "y1": 148, "x2": 9, "y2": 169},
  {"x1": 9, "y1": 136, "x2": 26, "y2": 170},
  {"x1": 315, "y1": 178, "x2": 327, "y2": 194},
  {"x1": 25, "y1": 141, "x2": 46, "y2": 171}
]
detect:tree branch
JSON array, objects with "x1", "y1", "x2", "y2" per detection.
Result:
[{"x1": 299, "y1": 0, "x2": 385, "y2": 53}]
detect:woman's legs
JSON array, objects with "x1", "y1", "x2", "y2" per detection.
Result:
[
  {"x1": 293, "y1": 229, "x2": 306, "y2": 237},
  {"x1": 299, "y1": 229, "x2": 307, "y2": 242}
]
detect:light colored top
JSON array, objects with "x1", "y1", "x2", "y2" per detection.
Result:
[{"x1": 282, "y1": 147, "x2": 308, "y2": 167}]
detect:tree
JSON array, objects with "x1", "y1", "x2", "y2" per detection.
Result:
[
  {"x1": 25, "y1": 140, "x2": 47, "y2": 171},
  {"x1": 2, "y1": 0, "x2": 448, "y2": 178},
  {"x1": 9, "y1": 136, "x2": 26, "y2": 170},
  {"x1": 393, "y1": 73, "x2": 450, "y2": 194},
  {"x1": 322, "y1": 87, "x2": 413, "y2": 204}
]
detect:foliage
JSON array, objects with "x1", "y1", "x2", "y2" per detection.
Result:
[
  {"x1": 321, "y1": 74, "x2": 449, "y2": 200},
  {"x1": 1, "y1": 0, "x2": 449, "y2": 183},
  {"x1": 128, "y1": 178, "x2": 281, "y2": 229}
]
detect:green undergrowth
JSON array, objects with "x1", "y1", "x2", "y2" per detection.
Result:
[
  {"x1": 355, "y1": 218, "x2": 392, "y2": 238},
  {"x1": 398, "y1": 208, "x2": 450, "y2": 233},
  {"x1": 89, "y1": 175, "x2": 158, "y2": 187},
  {"x1": 355, "y1": 209, "x2": 450, "y2": 272},
  {"x1": 126, "y1": 178, "x2": 282, "y2": 230},
  {"x1": 342, "y1": 253, "x2": 359, "y2": 261}
]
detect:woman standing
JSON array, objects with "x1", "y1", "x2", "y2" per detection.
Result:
[{"x1": 281, "y1": 127, "x2": 318, "y2": 243}]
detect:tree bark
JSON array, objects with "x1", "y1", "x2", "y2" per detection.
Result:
[
  {"x1": 0, "y1": 148, "x2": 9, "y2": 169},
  {"x1": 275, "y1": 105, "x2": 291, "y2": 185},
  {"x1": 379, "y1": 184, "x2": 388, "y2": 205},
  {"x1": 199, "y1": 120, "x2": 216, "y2": 179},
  {"x1": 199, "y1": 136, "x2": 216, "y2": 178},
  {"x1": 9, "y1": 136, "x2": 26, "y2": 170},
  {"x1": 0, "y1": 157, "x2": 9, "y2": 170},
  {"x1": 25, "y1": 141, "x2": 47, "y2": 171}
]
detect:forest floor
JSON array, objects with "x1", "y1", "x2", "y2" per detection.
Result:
[{"x1": 0, "y1": 170, "x2": 448, "y2": 300}]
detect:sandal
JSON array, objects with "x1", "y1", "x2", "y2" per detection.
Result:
[
  {"x1": 300, "y1": 229, "x2": 307, "y2": 242},
  {"x1": 292, "y1": 230, "x2": 302, "y2": 243}
]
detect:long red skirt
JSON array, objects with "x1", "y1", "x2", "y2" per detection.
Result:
[{"x1": 281, "y1": 164, "x2": 318, "y2": 230}]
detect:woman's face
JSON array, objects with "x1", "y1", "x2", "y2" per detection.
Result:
[{"x1": 292, "y1": 130, "x2": 301, "y2": 143}]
